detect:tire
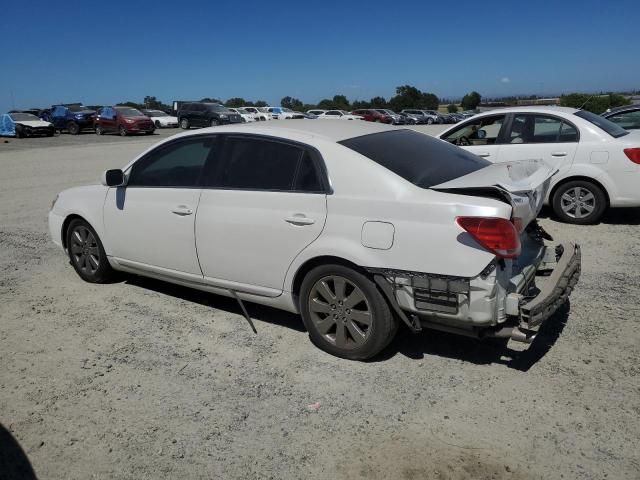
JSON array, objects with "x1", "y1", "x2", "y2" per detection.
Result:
[
  {"x1": 95, "y1": 125, "x2": 103, "y2": 135},
  {"x1": 67, "y1": 121, "x2": 80, "y2": 135},
  {"x1": 180, "y1": 118, "x2": 190, "y2": 129},
  {"x1": 119, "y1": 126, "x2": 127, "y2": 137},
  {"x1": 210, "y1": 118, "x2": 220, "y2": 127},
  {"x1": 15, "y1": 127, "x2": 24, "y2": 138},
  {"x1": 66, "y1": 219, "x2": 116, "y2": 283},
  {"x1": 145, "y1": 129, "x2": 155, "y2": 135},
  {"x1": 552, "y1": 180, "x2": 607, "y2": 225},
  {"x1": 299, "y1": 264, "x2": 397, "y2": 360},
  {"x1": 427, "y1": 118, "x2": 434, "y2": 125},
  {"x1": 155, "y1": 120, "x2": 161, "y2": 128}
]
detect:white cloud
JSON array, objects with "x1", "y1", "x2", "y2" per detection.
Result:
[{"x1": 501, "y1": 77, "x2": 511, "y2": 83}]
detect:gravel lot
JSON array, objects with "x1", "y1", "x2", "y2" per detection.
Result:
[{"x1": 1, "y1": 124, "x2": 639, "y2": 480}]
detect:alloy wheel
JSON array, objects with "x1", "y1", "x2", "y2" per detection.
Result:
[
  {"x1": 308, "y1": 275, "x2": 372, "y2": 349},
  {"x1": 560, "y1": 187, "x2": 596, "y2": 219},
  {"x1": 70, "y1": 226, "x2": 100, "y2": 274}
]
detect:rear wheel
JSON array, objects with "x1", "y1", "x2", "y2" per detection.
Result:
[
  {"x1": 552, "y1": 180, "x2": 607, "y2": 224},
  {"x1": 119, "y1": 126, "x2": 127, "y2": 137},
  {"x1": 180, "y1": 118, "x2": 190, "y2": 129},
  {"x1": 95, "y1": 125, "x2": 103, "y2": 135},
  {"x1": 300, "y1": 264, "x2": 397, "y2": 360},
  {"x1": 155, "y1": 120, "x2": 161, "y2": 128},
  {"x1": 67, "y1": 121, "x2": 80, "y2": 135},
  {"x1": 66, "y1": 219, "x2": 115, "y2": 283}
]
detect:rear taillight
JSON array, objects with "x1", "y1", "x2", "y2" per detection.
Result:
[
  {"x1": 456, "y1": 217, "x2": 521, "y2": 259},
  {"x1": 624, "y1": 148, "x2": 640, "y2": 164}
]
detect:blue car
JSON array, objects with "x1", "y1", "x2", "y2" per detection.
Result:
[{"x1": 43, "y1": 104, "x2": 96, "y2": 135}]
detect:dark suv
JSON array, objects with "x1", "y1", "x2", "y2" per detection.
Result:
[
  {"x1": 43, "y1": 104, "x2": 96, "y2": 134},
  {"x1": 178, "y1": 102, "x2": 243, "y2": 129}
]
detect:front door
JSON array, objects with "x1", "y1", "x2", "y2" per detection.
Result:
[
  {"x1": 103, "y1": 135, "x2": 217, "y2": 276},
  {"x1": 196, "y1": 135, "x2": 328, "y2": 295},
  {"x1": 440, "y1": 113, "x2": 507, "y2": 162}
]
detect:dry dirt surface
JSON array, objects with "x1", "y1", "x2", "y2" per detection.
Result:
[{"x1": 1, "y1": 127, "x2": 639, "y2": 480}]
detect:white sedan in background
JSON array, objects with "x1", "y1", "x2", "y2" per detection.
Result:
[
  {"x1": 318, "y1": 110, "x2": 364, "y2": 120},
  {"x1": 141, "y1": 110, "x2": 178, "y2": 128},
  {"x1": 240, "y1": 106, "x2": 272, "y2": 121},
  {"x1": 439, "y1": 106, "x2": 640, "y2": 224},
  {"x1": 49, "y1": 122, "x2": 579, "y2": 360},
  {"x1": 228, "y1": 108, "x2": 256, "y2": 122}
]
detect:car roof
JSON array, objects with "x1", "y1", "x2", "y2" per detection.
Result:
[
  {"x1": 174, "y1": 119, "x2": 399, "y2": 142},
  {"x1": 603, "y1": 104, "x2": 639, "y2": 116},
  {"x1": 474, "y1": 106, "x2": 579, "y2": 116}
]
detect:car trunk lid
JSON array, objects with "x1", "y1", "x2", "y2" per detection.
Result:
[{"x1": 432, "y1": 159, "x2": 555, "y2": 228}]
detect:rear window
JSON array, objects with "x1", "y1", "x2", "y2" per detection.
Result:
[
  {"x1": 575, "y1": 110, "x2": 628, "y2": 138},
  {"x1": 339, "y1": 129, "x2": 490, "y2": 188}
]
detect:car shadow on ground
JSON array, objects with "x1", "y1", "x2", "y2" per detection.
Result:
[
  {"x1": 383, "y1": 302, "x2": 570, "y2": 371},
  {"x1": 124, "y1": 274, "x2": 569, "y2": 370},
  {"x1": 0, "y1": 424, "x2": 38, "y2": 480},
  {"x1": 539, "y1": 206, "x2": 640, "y2": 226},
  {"x1": 124, "y1": 275, "x2": 306, "y2": 332}
]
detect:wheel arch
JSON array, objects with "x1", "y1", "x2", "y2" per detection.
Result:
[
  {"x1": 548, "y1": 175, "x2": 611, "y2": 208},
  {"x1": 291, "y1": 255, "x2": 366, "y2": 301},
  {"x1": 61, "y1": 214, "x2": 94, "y2": 250}
]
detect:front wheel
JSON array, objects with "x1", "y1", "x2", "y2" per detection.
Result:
[
  {"x1": 299, "y1": 264, "x2": 397, "y2": 360},
  {"x1": 119, "y1": 126, "x2": 127, "y2": 137},
  {"x1": 426, "y1": 118, "x2": 434, "y2": 124},
  {"x1": 552, "y1": 180, "x2": 607, "y2": 224},
  {"x1": 67, "y1": 121, "x2": 80, "y2": 135},
  {"x1": 155, "y1": 120, "x2": 161, "y2": 128},
  {"x1": 180, "y1": 118, "x2": 190, "y2": 129},
  {"x1": 95, "y1": 125, "x2": 104, "y2": 135},
  {"x1": 210, "y1": 118, "x2": 220, "y2": 127},
  {"x1": 66, "y1": 219, "x2": 116, "y2": 283}
]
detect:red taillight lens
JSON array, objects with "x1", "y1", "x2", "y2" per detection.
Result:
[
  {"x1": 456, "y1": 217, "x2": 521, "y2": 259},
  {"x1": 624, "y1": 148, "x2": 640, "y2": 164}
]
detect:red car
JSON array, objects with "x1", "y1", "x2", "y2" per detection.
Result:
[
  {"x1": 95, "y1": 106, "x2": 155, "y2": 136},
  {"x1": 351, "y1": 109, "x2": 393, "y2": 123}
]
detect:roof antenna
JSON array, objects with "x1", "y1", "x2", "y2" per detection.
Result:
[{"x1": 577, "y1": 94, "x2": 595, "y2": 110}]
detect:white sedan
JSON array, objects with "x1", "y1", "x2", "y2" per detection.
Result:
[
  {"x1": 141, "y1": 110, "x2": 178, "y2": 128},
  {"x1": 49, "y1": 122, "x2": 579, "y2": 360},
  {"x1": 318, "y1": 110, "x2": 364, "y2": 120},
  {"x1": 240, "y1": 106, "x2": 272, "y2": 121},
  {"x1": 438, "y1": 106, "x2": 640, "y2": 224},
  {"x1": 228, "y1": 108, "x2": 256, "y2": 122}
]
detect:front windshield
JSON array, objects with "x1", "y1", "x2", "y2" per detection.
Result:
[
  {"x1": 575, "y1": 110, "x2": 628, "y2": 138},
  {"x1": 9, "y1": 113, "x2": 39, "y2": 121},
  {"x1": 283, "y1": 108, "x2": 294, "y2": 112},
  {"x1": 116, "y1": 108, "x2": 143, "y2": 117}
]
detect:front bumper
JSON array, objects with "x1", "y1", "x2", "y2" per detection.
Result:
[{"x1": 518, "y1": 243, "x2": 581, "y2": 328}]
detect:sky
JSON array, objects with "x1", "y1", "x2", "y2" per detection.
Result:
[{"x1": 1, "y1": 0, "x2": 639, "y2": 113}]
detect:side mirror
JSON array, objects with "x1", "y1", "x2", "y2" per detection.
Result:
[
  {"x1": 101, "y1": 169, "x2": 125, "y2": 187},
  {"x1": 477, "y1": 129, "x2": 487, "y2": 139}
]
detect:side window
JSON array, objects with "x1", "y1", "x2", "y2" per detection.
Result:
[
  {"x1": 218, "y1": 137, "x2": 303, "y2": 190},
  {"x1": 294, "y1": 151, "x2": 323, "y2": 192},
  {"x1": 128, "y1": 137, "x2": 215, "y2": 187},
  {"x1": 442, "y1": 115, "x2": 505, "y2": 146},
  {"x1": 326, "y1": 111, "x2": 339, "y2": 116},
  {"x1": 508, "y1": 115, "x2": 578, "y2": 144},
  {"x1": 53, "y1": 106, "x2": 65, "y2": 116},
  {"x1": 608, "y1": 110, "x2": 640, "y2": 130}
]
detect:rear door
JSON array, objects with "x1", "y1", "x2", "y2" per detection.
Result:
[
  {"x1": 104, "y1": 135, "x2": 217, "y2": 276},
  {"x1": 497, "y1": 113, "x2": 579, "y2": 168},
  {"x1": 440, "y1": 113, "x2": 507, "y2": 162},
  {"x1": 196, "y1": 135, "x2": 328, "y2": 295}
]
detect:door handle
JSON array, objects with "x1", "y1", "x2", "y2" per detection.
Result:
[
  {"x1": 171, "y1": 205, "x2": 193, "y2": 216},
  {"x1": 284, "y1": 215, "x2": 315, "y2": 226},
  {"x1": 551, "y1": 151, "x2": 568, "y2": 157},
  {"x1": 477, "y1": 152, "x2": 491, "y2": 157}
]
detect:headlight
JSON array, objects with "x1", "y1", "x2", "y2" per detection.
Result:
[
  {"x1": 219, "y1": 114, "x2": 228, "y2": 119},
  {"x1": 75, "y1": 114, "x2": 84, "y2": 119},
  {"x1": 50, "y1": 193, "x2": 59, "y2": 211},
  {"x1": 124, "y1": 118, "x2": 134, "y2": 124}
]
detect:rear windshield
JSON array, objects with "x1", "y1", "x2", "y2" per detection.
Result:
[
  {"x1": 339, "y1": 129, "x2": 490, "y2": 188},
  {"x1": 67, "y1": 105, "x2": 88, "y2": 112},
  {"x1": 575, "y1": 110, "x2": 628, "y2": 138}
]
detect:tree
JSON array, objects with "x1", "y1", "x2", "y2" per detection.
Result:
[
  {"x1": 317, "y1": 98, "x2": 335, "y2": 109},
  {"x1": 254, "y1": 100, "x2": 268, "y2": 107},
  {"x1": 225, "y1": 97, "x2": 247, "y2": 108},
  {"x1": 369, "y1": 96, "x2": 387, "y2": 108},
  {"x1": 332, "y1": 95, "x2": 350, "y2": 110},
  {"x1": 281, "y1": 96, "x2": 303, "y2": 110},
  {"x1": 200, "y1": 97, "x2": 222, "y2": 104},
  {"x1": 389, "y1": 85, "x2": 423, "y2": 111},
  {"x1": 420, "y1": 92, "x2": 439, "y2": 110},
  {"x1": 351, "y1": 100, "x2": 370, "y2": 110},
  {"x1": 559, "y1": 93, "x2": 630, "y2": 114},
  {"x1": 461, "y1": 91, "x2": 482, "y2": 111},
  {"x1": 447, "y1": 104, "x2": 458, "y2": 113}
]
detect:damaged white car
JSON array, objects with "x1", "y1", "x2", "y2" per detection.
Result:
[{"x1": 48, "y1": 122, "x2": 580, "y2": 360}]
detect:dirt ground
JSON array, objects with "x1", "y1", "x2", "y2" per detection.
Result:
[{"x1": 1, "y1": 126, "x2": 639, "y2": 479}]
